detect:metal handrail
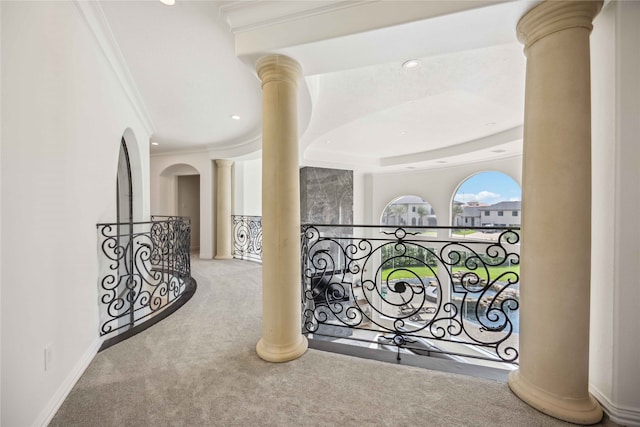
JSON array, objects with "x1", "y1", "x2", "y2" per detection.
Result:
[
  {"x1": 96, "y1": 216, "x2": 194, "y2": 343},
  {"x1": 301, "y1": 223, "x2": 520, "y2": 366},
  {"x1": 232, "y1": 215, "x2": 263, "y2": 263}
]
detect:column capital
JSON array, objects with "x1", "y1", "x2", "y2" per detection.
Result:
[
  {"x1": 215, "y1": 159, "x2": 234, "y2": 168},
  {"x1": 517, "y1": 0, "x2": 602, "y2": 51},
  {"x1": 256, "y1": 55, "x2": 302, "y2": 88}
]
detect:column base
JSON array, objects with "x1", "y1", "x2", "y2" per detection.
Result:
[
  {"x1": 508, "y1": 370, "x2": 603, "y2": 425},
  {"x1": 214, "y1": 254, "x2": 233, "y2": 260},
  {"x1": 256, "y1": 335, "x2": 308, "y2": 363}
]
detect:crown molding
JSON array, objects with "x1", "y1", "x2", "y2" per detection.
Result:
[
  {"x1": 150, "y1": 148, "x2": 209, "y2": 159},
  {"x1": 220, "y1": 1, "x2": 375, "y2": 34},
  {"x1": 150, "y1": 132, "x2": 263, "y2": 159},
  {"x1": 380, "y1": 125, "x2": 523, "y2": 167},
  {"x1": 73, "y1": 0, "x2": 155, "y2": 136}
]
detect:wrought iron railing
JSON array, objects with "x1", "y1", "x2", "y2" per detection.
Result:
[
  {"x1": 232, "y1": 215, "x2": 262, "y2": 262},
  {"x1": 301, "y1": 224, "x2": 520, "y2": 365},
  {"x1": 96, "y1": 216, "x2": 193, "y2": 339}
]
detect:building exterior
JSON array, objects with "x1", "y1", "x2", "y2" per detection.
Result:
[
  {"x1": 1, "y1": 1, "x2": 639, "y2": 426},
  {"x1": 454, "y1": 201, "x2": 521, "y2": 228},
  {"x1": 455, "y1": 206, "x2": 482, "y2": 227},
  {"x1": 479, "y1": 201, "x2": 521, "y2": 227},
  {"x1": 382, "y1": 195, "x2": 437, "y2": 226}
]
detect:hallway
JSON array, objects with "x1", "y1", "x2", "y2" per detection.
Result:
[{"x1": 51, "y1": 257, "x2": 616, "y2": 426}]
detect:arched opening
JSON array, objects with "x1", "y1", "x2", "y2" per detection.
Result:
[
  {"x1": 121, "y1": 128, "x2": 144, "y2": 221},
  {"x1": 117, "y1": 138, "x2": 132, "y2": 226},
  {"x1": 97, "y1": 135, "x2": 197, "y2": 347},
  {"x1": 380, "y1": 195, "x2": 437, "y2": 227},
  {"x1": 116, "y1": 137, "x2": 134, "y2": 329},
  {"x1": 451, "y1": 171, "x2": 521, "y2": 233},
  {"x1": 160, "y1": 163, "x2": 201, "y2": 252},
  {"x1": 178, "y1": 175, "x2": 200, "y2": 251}
]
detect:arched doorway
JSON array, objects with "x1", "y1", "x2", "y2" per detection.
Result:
[
  {"x1": 178, "y1": 175, "x2": 200, "y2": 251},
  {"x1": 160, "y1": 163, "x2": 201, "y2": 252}
]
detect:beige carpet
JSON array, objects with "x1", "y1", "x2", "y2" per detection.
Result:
[{"x1": 51, "y1": 257, "x2": 617, "y2": 427}]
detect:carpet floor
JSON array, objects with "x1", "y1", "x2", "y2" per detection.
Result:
[{"x1": 51, "y1": 257, "x2": 617, "y2": 427}]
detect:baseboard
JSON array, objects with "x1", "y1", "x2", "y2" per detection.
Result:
[
  {"x1": 591, "y1": 385, "x2": 640, "y2": 426},
  {"x1": 308, "y1": 338, "x2": 512, "y2": 383},
  {"x1": 35, "y1": 338, "x2": 102, "y2": 427}
]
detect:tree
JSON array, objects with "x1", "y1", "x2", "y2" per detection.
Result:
[
  {"x1": 452, "y1": 203, "x2": 464, "y2": 227},
  {"x1": 416, "y1": 205, "x2": 429, "y2": 226},
  {"x1": 390, "y1": 204, "x2": 408, "y2": 225}
]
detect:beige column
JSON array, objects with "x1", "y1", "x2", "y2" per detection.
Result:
[
  {"x1": 508, "y1": 1, "x2": 603, "y2": 424},
  {"x1": 214, "y1": 159, "x2": 233, "y2": 260},
  {"x1": 255, "y1": 55, "x2": 308, "y2": 362}
]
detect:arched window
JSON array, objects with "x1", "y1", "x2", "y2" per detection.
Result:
[
  {"x1": 452, "y1": 171, "x2": 521, "y2": 232},
  {"x1": 381, "y1": 195, "x2": 437, "y2": 227}
]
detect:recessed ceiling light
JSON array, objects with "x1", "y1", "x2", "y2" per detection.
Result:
[
  {"x1": 491, "y1": 149, "x2": 507, "y2": 153},
  {"x1": 402, "y1": 59, "x2": 419, "y2": 69},
  {"x1": 325, "y1": 140, "x2": 332, "y2": 144},
  {"x1": 400, "y1": 130, "x2": 408, "y2": 135},
  {"x1": 485, "y1": 122, "x2": 496, "y2": 126},
  {"x1": 230, "y1": 115, "x2": 240, "y2": 120},
  {"x1": 159, "y1": 0, "x2": 175, "y2": 5},
  {"x1": 151, "y1": 142, "x2": 159, "y2": 146}
]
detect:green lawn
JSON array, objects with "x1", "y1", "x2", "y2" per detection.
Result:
[
  {"x1": 451, "y1": 229, "x2": 476, "y2": 236},
  {"x1": 381, "y1": 265, "x2": 520, "y2": 281}
]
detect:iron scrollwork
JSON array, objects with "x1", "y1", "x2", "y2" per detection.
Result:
[
  {"x1": 97, "y1": 216, "x2": 192, "y2": 336},
  {"x1": 232, "y1": 215, "x2": 262, "y2": 262},
  {"x1": 301, "y1": 224, "x2": 520, "y2": 364}
]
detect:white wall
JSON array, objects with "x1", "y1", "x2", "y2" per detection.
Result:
[
  {"x1": 237, "y1": 158, "x2": 262, "y2": 216},
  {"x1": 590, "y1": 1, "x2": 640, "y2": 425},
  {"x1": 0, "y1": 2, "x2": 3, "y2": 422},
  {"x1": 1, "y1": 2, "x2": 151, "y2": 426},
  {"x1": 590, "y1": 0, "x2": 616, "y2": 409},
  {"x1": 367, "y1": 158, "x2": 522, "y2": 226}
]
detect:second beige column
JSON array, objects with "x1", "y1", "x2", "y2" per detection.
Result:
[
  {"x1": 255, "y1": 55, "x2": 308, "y2": 362},
  {"x1": 214, "y1": 159, "x2": 234, "y2": 260},
  {"x1": 508, "y1": 1, "x2": 602, "y2": 424}
]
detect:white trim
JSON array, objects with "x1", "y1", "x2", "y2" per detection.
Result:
[
  {"x1": 73, "y1": 1, "x2": 155, "y2": 136},
  {"x1": 220, "y1": 0, "x2": 374, "y2": 34},
  {"x1": 591, "y1": 385, "x2": 640, "y2": 426},
  {"x1": 151, "y1": 148, "x2": 209, "y2": 158},
  {"x1": 380, "y1": 126, "x2": 523, "y2": 167},
  {"x1": 35, "y1": 338, "x2": 102, "y2": 427}
]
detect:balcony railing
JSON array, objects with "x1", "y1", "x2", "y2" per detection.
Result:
[
  {"x1": 96, "y1": 215, "x2": 195, "y2": 347},
  {"x1": 232, "y1": 215, "x2": 263, "y2": 262},
  {"x1": 301, "y1": 224, "x2": 520, "y2": 367}
]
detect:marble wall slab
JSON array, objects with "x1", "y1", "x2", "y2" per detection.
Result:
[{"x1": 300, "y1": 167, "x2": 353, "y2": 225}]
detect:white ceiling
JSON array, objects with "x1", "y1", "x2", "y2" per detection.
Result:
[
  {"x1": 99, "y1": 0, "x2": 534, "y2": 171},
  {"x1": 100, "y1": 0, "x2": 262, "y2": 153}
]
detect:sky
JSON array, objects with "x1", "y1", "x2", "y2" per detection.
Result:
[{"x1": 454, "y1": 171, "x2": 521, "y2": 205}]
